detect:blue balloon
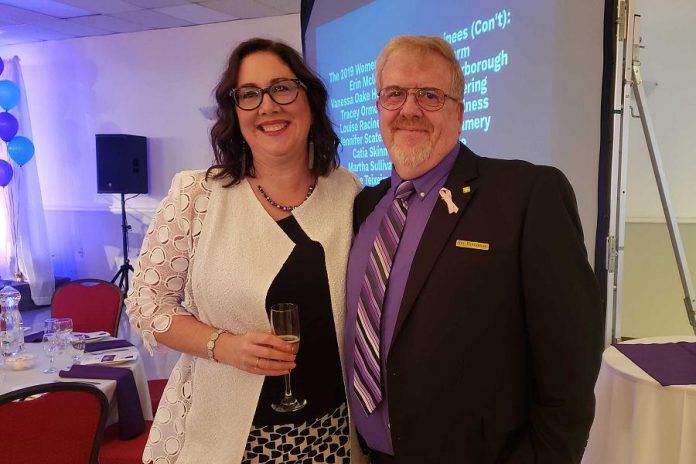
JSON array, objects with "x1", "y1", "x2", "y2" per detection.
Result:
[
  {"x1": 0, "y1": 80, "x2": 20, "y2": 111},
  {"x1": 0, "y1": 59, "x2": 4, "y2": 77},
  {"x1": 0, "y1": 159, "x2": 12, "y2": 187},
  {"x1": 7, "y1": 136, "x2": 34, "y2": 166},
  {"x1": 0, "y1": 112, "x2": 18, "y2": 142}
]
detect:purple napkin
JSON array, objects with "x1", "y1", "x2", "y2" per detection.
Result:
[
  {"x1": 85, "y1": 339, "x2": 134, "y2": 353},
  {"x1": 614, "y1": 342, "x2": 696, "y2": 386},
  {"x1": 24, "y1": 330, "x2": 45, "y2": 343},
  {"x1": 59, "y1": 364, "x2": 145, "y2": 439}
]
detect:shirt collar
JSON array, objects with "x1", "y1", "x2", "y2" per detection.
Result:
[{"x1": 390, "y1": 142, "x2": 460, "y2": 201}]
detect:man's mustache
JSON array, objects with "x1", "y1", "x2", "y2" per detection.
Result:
[{"x1": 393, "y1": 117, "x2": 432, "y2": 132}]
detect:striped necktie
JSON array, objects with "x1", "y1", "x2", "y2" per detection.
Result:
[{"x1": 353, "y1": 180, "x2": 415, "y2": 415}]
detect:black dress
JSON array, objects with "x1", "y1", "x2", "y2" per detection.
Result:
[{"x1": 242, "y1": 216, "x2": 350, "y2": 463}]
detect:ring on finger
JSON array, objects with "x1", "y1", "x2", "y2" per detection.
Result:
[{"x1": 255, "y1": 357, "x2": 260, "y2": 369}]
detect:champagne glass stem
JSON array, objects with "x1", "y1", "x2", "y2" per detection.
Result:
[{"x1": 284, "y1": 372, "x2": 293, "y2": 398}]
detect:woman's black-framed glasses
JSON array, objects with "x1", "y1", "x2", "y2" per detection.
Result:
[
  {"x1": 378, "y1": 86, "x2": 459, "y2": 111},
  {"x1": 231, "y1": 79, "x2": 307, "y2": 111}
]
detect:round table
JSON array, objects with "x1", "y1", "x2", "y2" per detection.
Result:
[
  {"x1": 0, "y1": 339, "x2": 153, "y2": 425},
  {"x1": 583, "y1": 336, "x2": 696, "y2": 464}
]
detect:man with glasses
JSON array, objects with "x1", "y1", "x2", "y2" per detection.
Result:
[{"x1": 344, "y1": 36, "x2": 603, "y2": 464}]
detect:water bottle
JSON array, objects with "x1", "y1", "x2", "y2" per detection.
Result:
[{"x1": 0, "y1": 286, "x2": 23, "y2": 356}]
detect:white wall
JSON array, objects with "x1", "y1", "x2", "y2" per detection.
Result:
[
  {"x1": 621, "y1": 0, "x2": 696, "y2": 337},
  {"x1": 0, "y1": 14, "x2": 301, "y2": 280}
]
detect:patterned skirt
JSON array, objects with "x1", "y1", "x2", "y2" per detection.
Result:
[{"x1": 241, "y1": 402, "x2": 350, "y2": 463}]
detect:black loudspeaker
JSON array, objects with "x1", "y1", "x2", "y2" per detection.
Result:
[{"x1": 96, "y1": 134, "x2": 148, "y2": 194}]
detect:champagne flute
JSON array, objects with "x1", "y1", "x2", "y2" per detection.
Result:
[{"x1": 270, "y1": 303, "x2": 306, "y2": 412}]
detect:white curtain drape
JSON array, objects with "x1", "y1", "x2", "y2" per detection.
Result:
[{"x1": 0, "y1": 56, "x2": 54, "y2": 304}]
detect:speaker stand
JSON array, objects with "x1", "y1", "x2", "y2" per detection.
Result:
[{"x1": 111, "y1": 193, "x2": 133, "y2": 296}]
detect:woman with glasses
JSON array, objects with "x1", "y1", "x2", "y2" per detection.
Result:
[{"x1": 126, "y1": 38, "x2": 364, "y2": 464}]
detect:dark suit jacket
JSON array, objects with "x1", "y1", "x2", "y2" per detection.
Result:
[{"x1": 353, "y1": 144, "x2": 603, "y2": 464}]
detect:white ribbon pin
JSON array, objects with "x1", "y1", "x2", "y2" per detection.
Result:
[{"x1": 438, "y1": 187, "x2": 459, "y2": 214}]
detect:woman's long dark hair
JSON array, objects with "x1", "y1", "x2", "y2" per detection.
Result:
[{"x1": 207, "y1": 38, "x2": 340, "y2": 186}]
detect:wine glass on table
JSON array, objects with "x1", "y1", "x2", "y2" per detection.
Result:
[
  {"x1": 42, "y1": 333, "x2": 60, "y2": 374},
  {"x1": 69, "y1": 333, "x2": 88, "y2": 366},
  {"x1": 270, "y1": 303, "x2": 306, "y2": 412}
]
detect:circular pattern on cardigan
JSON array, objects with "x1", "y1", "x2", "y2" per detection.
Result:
[
  {"x1": 164, "y1": 385, "x2": 178, "y2": 404},
  {"x1": 157, "y1": 407, "x2": 172, "y2": 425},
  {"x1": 192, "y1": 218, "x2": 203, "y2": 236},
  {"x1": 143, "y1": 269, "x2": 161, "y2": 286},
  {"x1": 170, "y1": 256, "x2": 189, "y2": 273},
  {"x1": 157, "y1": 226, "x2": 170, "y2": 243},
  {"x1": 173, "y1": 236, "x2": 187, "y2": 252},
  {"x1": 150, "y1": 247, "x2": 166, "y2": 265},
  {"x1": 153, "y1": 314, "x2": 172, "y2": 332},
  {"x1": 162, "y1": 203, "x2": 176, "y2": 222},
  {"x1": 179, "y1": 217, "x2": 190, "y2": 235},
  {"x1": 182, "y1": 381, "x2": 192, "y2": 399},
  {"x1": 194, "y1": 196, "x2": 208, "y2": 213},
  {"x1": 180, "y1": 194, "x2": 190, "y2": 212},
  {"x1": 139, "y1": 301, "x2": 157, "y2": 317},
  {"x1": 142, "y1": 445, "x2": 153, "y2": 462},
  {"x1": 165, "y1": 275, "x2": 184, "y2": 291},
  {"x1": 150, "y1": 424, "x2": 163, "y2": 443},
  {"x1": 164, "y1": 437, "x2": 180, "y2": 455},
  {"x1": 181, "y1": 174, "x2": 195, "y2": 189}
]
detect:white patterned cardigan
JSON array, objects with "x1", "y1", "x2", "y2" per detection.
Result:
[{"x1": 125, "y1": 167, "x2": 367, "y2": 464}]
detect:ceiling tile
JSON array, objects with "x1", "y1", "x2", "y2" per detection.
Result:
[
  {"x1": 69, "y1": 14, "x2": 149, "y2": 33},
  {"x1": 57, "y1": 0, "x2": 141, "y2": 14},
  {"x1": 33, "y1": 17, "x2": 111, "y2": 37},
  {"x1": 0, "y1": 4, "x2": 55, "y2": 23},
  {"x1": 200, "y1": 0, "x2": 282, "y2": 18},
  {"x1": 156, "y1": 3, "x2": 237, "y2": 24},
  {"x1": 0, "y1": 0, "x2": 92, "y2": 18},
  {"x1": 112, "y1": 8, "x2": 193, "y2": 28},
  {"x1": 122, "y1": 0, "x2": 191, "y2": 8},
  {"x1": 257, "y1": 0, "x2": 300, "y2": 15},
  {"x1": 0, "y1": 23, "x2": 73, "y2": 45}
]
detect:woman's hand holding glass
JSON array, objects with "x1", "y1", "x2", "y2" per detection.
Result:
[{"x1": 215, "y1": 331, "x2": 296, "y2": 376}]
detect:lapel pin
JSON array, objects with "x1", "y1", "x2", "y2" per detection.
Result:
[
  {"x1": 462, "y1": 186, "x2": 471, "y2": 194},
  {"x1": 438, "y1": 187, "x2": 459, "y2": 214}
]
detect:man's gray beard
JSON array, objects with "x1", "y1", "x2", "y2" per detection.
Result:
[{"x1": 390, "y1": 142, "x2": 433, "y2": 168}]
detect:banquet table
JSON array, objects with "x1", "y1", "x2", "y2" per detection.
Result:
[
  {"x1": 582, "y1": 336, "x2": 696, "y2": 464},
  {"x1": 0, "y1": 338, "x2": 153, "y2": 426}
]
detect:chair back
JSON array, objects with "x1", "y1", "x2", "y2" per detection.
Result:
[
  {"x1": 52, "y1": 279, "x2": 124, "y2": 336},
  {"x1": 0, "y1": 382, "x2": 108, "y2": 464}
]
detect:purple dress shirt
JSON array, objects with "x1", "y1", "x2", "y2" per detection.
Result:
[{"x1": 345, "y1": 144, "x2": 460, "y2": 454}]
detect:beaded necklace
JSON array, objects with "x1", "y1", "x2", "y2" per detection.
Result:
[{"x1": 257, "y1": 183, "x2": 316, "y2": 212}]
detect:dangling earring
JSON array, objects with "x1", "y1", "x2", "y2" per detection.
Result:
[{"x1": 307, "y1": 136, "x2": 315, "y2": 170}]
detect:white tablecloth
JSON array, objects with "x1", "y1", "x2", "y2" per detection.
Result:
[
  {"x1": 0, "y1": 339, "x2": 153, "y2": 425},
  {"x1": 583, "y1": 336, "x2": 696, "y2": 464}
]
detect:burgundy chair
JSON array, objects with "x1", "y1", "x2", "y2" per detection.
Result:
[
  {"x1": 51, "y1": 279, "x2": 124, "y2": 336},
  {"x1": 0, "y1": 382, "x2": 108, "y2": 464}
]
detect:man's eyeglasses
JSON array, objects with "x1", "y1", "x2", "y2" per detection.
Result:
[
  {"x1": 231, "y1": 79, "x2": 307, "y2": 111},
  {"x1": 378, "y1": 86, "x2": 459, "y2": 111}
]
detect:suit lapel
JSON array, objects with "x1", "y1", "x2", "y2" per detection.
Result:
[{"x1": 392, "y1": 145, "x2": 480, "y2": 341}]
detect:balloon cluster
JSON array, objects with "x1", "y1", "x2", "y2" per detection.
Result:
[{"x1": 0, "y1": 57, "x2": 36, "y2": 187}]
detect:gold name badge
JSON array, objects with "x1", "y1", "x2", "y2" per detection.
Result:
[{"x1": 456, "y1": 240, "x2": 490, "y2": 251}]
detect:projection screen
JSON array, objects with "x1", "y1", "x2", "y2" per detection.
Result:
[{"x1": 303, "y1": 0, "x2": 605, "y2": 262}]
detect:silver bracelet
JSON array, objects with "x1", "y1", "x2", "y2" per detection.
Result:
[{"x1": 206, "y1": 328, "x2": 226, "y2": 362}]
